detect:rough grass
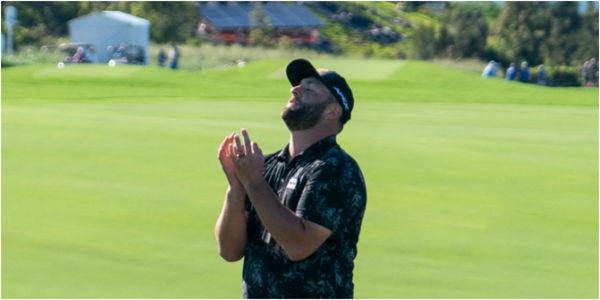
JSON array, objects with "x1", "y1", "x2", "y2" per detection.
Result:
[
  {"x1": 2, "y1": 59, "x2": 598, "y2": 298},
  {"x1": 148, "y1": 43, "x2": 338, "y2": 71},
  {"x1": 1, "y1": 45, "x2": 65, "y2": 68}
]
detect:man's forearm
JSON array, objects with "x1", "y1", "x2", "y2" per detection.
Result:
[
  {"x1": 215, "y1": 187, "x2": 248, "y2": 262},
  {"x1": 244, "y1": 179, "x2": 331, "y2": 261}
]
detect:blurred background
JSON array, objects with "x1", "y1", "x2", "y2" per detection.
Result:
[{"x1": 1, "y1": 1, "x2": 598, "y2": 86}]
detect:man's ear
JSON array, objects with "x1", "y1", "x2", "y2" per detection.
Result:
[{"x1": 324, "y1": 103, "x2": 342, "y2": 121}]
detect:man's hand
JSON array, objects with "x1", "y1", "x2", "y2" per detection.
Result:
[
  {"x1": 230, "y1": 128, "x2": 265, "y2": 189},
  {"x1": 218, "y1": 133, "x2": 244, "y2": 191}
]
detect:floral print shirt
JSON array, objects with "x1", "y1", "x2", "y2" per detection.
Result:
[{"x1": 242, "y1": 136, "x2": 367, "y2": 298}]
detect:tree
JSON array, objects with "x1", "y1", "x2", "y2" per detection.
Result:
[
  {"x1": 447, "y1": 5, "x2": 488, "y2": 59},
  {"x1": 575, "y1": 2, "x2": 599, "y2": 63},
  {"x1": 540, "y1": 2, "x2": 581, "y2": 65},
  {"x1": 130, "y1": 2, "x2": 199, "y2": 43},
  {"x1": 434, "y1": 24, "x2": 452, "y2": 57},
  {"x1": 412, "y1": 24, "x2": 435, "y2": 59},
  {"x1": 249, "y1": 3, "x2": 274, "y2": 46},
  {"x1": 496, "y1": 2, "x2": 549, "y2": 65},
  {"x1": 0, "y1": 2, "x2": 200, "y2": 47},
  {"x1": 399, "y1": 2, "x2": 427, "y2": 13},
  {"x1": 0, "y1": 2, "x2": 81, "y2": 48}
]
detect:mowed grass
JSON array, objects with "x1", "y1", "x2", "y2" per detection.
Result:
[{"x1": 2, "y1": 59, "x2": 598, "y2": 298}]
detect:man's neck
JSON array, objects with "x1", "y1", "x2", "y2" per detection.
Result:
[{"x1": 288, "y1": 126, "x2": 336, "y2": 160}]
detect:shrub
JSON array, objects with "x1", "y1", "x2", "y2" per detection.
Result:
[
  {"x1": 277, "y1": 36, "x2": 295, "y2": 50},
  {"x1": 545, "y1": 65, "x2": 582, "y2": 87}
]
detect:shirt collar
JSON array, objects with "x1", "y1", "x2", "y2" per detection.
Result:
[{"x1": 276, "y1": 135, "x2": 337, "y2": 163}]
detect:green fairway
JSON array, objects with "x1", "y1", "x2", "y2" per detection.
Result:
[{"x1": 2, "y1": 59, "x2": 598, "y2": 298}]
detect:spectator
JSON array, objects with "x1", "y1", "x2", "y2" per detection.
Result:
[
  {"x1": 158, "y1": 48, "x2": 167, "y2": 67},
  {"x1": 519, "y1": 61, "x2": 529, "y2": 83},
  {"x1": 112, "y1": 43, "x2": 128, "y2": 64},
  {"x1": 71, "y1": 47, "x2": 86, "y2": 63},
  {"x1": 537, "y1": 64, "x2": 547, "y2": 86},
  {"x1": 582, "y1": 60, "x2": 590, "y2": 87},
  {"x1": 115, "y1": 43, "x2": 127, "y2": 58},
  {"x1": 168, "y1": 42, "x2": 180, "y2": 70},
  {"x1": 505, "y1": 63, "x2": 516, "y2": 81},
  {"x1": 589, "y1": 58, "x2": 598, "y2": 87},
  {"x1": 482, "y1": 60, "x2": 497, "y2": 78},
  {"x1": 85, "y1": 47, "x2": 97, "y2": 63}
]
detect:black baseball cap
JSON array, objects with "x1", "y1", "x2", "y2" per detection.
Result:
[{"x1": 286, "y1": 58, "x2": 354, "y2": 124}]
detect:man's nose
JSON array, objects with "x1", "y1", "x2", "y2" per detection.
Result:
[{"x1": 291, "y1": 85, "x2": 302, "y2": 97}]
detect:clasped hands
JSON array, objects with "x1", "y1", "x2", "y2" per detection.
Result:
[{"x1": 218, "y1": 128, "x2": 265, "y2": 190}]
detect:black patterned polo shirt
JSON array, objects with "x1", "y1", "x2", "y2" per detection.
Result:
[{"x1": 242, "y1": 135, "x2": 367, "y2": 299}]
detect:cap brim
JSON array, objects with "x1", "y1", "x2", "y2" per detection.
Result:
[{"x1": 286, "y1": 58, "x2": 321, "y2": 86}]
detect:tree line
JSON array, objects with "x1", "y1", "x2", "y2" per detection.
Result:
[
  {"x1": 0, "y1": 1, "x2": 200, "y2": 45},
  {"x1": 413, "y1": 2, "x2": 598, "y2": 68}
]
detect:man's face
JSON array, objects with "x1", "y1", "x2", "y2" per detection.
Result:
[{"x1": 281, "y1": 76, "x2": 335, "y2": 131}]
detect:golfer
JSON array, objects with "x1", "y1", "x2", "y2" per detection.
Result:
[{"x1": 216, "y1": 58, "x2": 367, "y2": 298}]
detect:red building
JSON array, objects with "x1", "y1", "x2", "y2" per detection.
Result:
[{"x1": 198, "y1": 2, "x2": 324, "y2": 46}]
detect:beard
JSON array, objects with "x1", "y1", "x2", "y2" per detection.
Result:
[{"x1": 281, "y1": 99, "x2": 331, "y2": 131}]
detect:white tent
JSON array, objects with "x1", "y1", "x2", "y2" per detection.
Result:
[{"x1": 68, "y1": 11, "x2": 150, "y2": 64}]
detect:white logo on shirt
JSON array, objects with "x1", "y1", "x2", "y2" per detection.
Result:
[
  {"x1": 285, "y1": 168, "x2": 303, "y2": 191},
  {"x1": 286, "y1": 177, "x2": 297, "y2": 190}
]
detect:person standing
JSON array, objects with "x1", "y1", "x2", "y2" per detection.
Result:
[
  {"x1": 158, "y1": 47, "x2": 167, "y2": 67},
  {"x1": 505, "y1": 63, "x2": 516, "y2": 81},
  {"x1": 588, "y1": 58, "x2": 598, "y2": 87},
  {"x1": 519, "y1": 61, "x2": 529, "y2": 83},
  {"x1": 582, "y1": 60, "x2": 591, "y2": 87},
  {"x1": 215, "y1": 58, "x2": 367, "y2": 298},
  {"x1": 168, "y1": 42, "x2": 180, "y2": 70},
  {"x1": 537, "y1": 64, "x2": 547, "y2": 86}
]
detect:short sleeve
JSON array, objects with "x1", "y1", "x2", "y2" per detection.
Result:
[{"x1": 295, "y1": 161, "x2": 366, "y2": 233}]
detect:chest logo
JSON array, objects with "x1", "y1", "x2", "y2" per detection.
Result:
[
  {"x1": 285, "y1": 167, "x2": 303, "y2": 191},
  {"x1": 286, "y1": 177, "x2": 297, "y2": 190}
]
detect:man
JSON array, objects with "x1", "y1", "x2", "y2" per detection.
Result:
[
  {"x1": 481, "y1": 60, "x2": 496, "y2": 78},
  {"x1": 589, "y1": 58, "x2": 599, "y2": 87},
  {"x1": 215, "y1": 58, "x2": 367, "y2": 298},
  {"x1": 168, "y1": 42, "x2": 180, "y2": 70},
  {"x1": 582, "y1": 60, "x2": 590, "y2": 87},
  {"x1": 505, "y1": 63, "x2": 516, "y2": 81},
  {"x1": 537, "y1": 64, "x2": 547, "y2": 86},
  {"x1": 158, "y1": 47, "x2": 167, "y2": 67},
  {"x1": 519, "y1": 61, "x2": 529, "y2": 83}
]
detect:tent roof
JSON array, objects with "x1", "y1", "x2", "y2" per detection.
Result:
[
  {"x1": 200, "y1": 2, "x2": 323, "y2": 29},
  {"x1": 69, "y1": 11, "x2": 150, "y2": 27}
]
